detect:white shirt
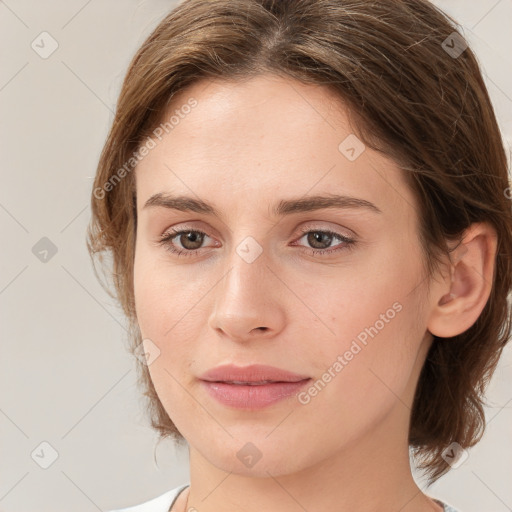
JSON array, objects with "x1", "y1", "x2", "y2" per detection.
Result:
[
  {"x1": 107, "y1": 484, "x2": 189, "y2": 512},
  {"x1": 107, "y1": 483, "x2": 460, "y2": 511}
]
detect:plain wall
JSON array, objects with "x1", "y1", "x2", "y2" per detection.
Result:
[{"x1": 1, "y1": 1, "x2": 511, "y2": 511}]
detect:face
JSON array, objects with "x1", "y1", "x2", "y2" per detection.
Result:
[{"x1": 133, "y1": 74, "x2": 434, "y2": 477}]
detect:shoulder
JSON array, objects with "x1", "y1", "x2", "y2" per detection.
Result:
[
  {"x1": 106, "y1": 483, "x2": 190, "y2": 512},
  {"x1": 433, "y1": 498, "x2": 460, "y2": 512},
  {"x1": 108, "y1": 487, "x2": 459, "y2": 512},
  {"x1": 443, "y1": 506, "x2": 460, "y2": 512}
]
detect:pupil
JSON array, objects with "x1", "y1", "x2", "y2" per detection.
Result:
[
  {"x1": 308, "y1": 231, "x2": 332, "y2": 249},
  {"x1": 182, "y1": 231, "x2": 203, "y2": 249}
]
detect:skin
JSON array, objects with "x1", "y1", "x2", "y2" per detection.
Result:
[{"x1": 133, "y1": 74, "x2": 497, "y2": 512}]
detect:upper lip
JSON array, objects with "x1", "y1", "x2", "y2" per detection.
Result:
[{"x1": 199, "y1": 364, "x2": 311, "y2": 383}]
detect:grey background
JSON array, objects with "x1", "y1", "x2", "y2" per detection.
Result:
[{"x1": 0, "y1": 1, "x2": 511, "y2": 511}]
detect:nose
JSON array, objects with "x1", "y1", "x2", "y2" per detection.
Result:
[{"x1": 207, "y1": 243, "x2": 287, "y2": 343}]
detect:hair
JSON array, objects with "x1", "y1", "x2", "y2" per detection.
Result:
[{"x1": 87, "y1": 0, "x2": 512, "y2": 484}]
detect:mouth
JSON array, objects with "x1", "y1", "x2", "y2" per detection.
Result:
[
  {"x1": 211, "y1": 379, "x2": 307, "y2": 385},
  {"x1": 199, "y1": 363, "x2": 310, "y2": 384},
  {"x1": 199, "y1": 378, "x2": 312, "y2": 409},
  {"x1": 198, "y1": 364, "x2": 311, "y2": 409}
]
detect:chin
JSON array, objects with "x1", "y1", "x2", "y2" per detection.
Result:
[{"x1": 191, "y1": 431, "x2": 316, "y2": 478}]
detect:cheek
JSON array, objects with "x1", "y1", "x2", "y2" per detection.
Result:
[
  {"x1": 134, "y1": 251, "x2": 174, "y2": 368},
  {"x1": 133, "y1": 256, "x2": 202, "y2": 422},
  {"x1": 301, "y1": 252, "x2": 426, "y2": 404},
  {"x1": 134, "y1": 243, "x2": 187, "y2": 336},
  {"x1": 133, "y1": 246, "x2": 213, "y2": 363},
  {"x1": 133, "y1": 264, "x2": 166, "y2": 339},
  {"x1": 296, "y1": 297, "x2": 425, "y2": 450},
  {"x1": 293, "y1": 253, "x2": 411, "y2": 350}
]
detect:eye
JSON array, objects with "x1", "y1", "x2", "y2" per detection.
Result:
[
  {"x1": 157, "y1": 225, "x2": 356, "y2": 258},
  {"x1": 292, "y1": 227, "x2": 356, "y2": 256},
  {"x1": 157, "y1": 227, "x2": 215, "y2": 258}
]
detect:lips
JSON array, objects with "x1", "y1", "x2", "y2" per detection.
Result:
[
  {"x1": 199, "y1": 363, "x2": 310, "y2": 384},
  {"x1": 222, "y1": 380, "x2": 276, "y2": 385},
  {"x1": 198, "y1": 364, "x2": 311, "y2": 409}
]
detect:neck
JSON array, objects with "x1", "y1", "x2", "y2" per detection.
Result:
[
  {"x1": 181, "y1": 335, "x2": 440, "y2": 512},
  {"x1": 184, "y1": 405, "x2": 439, "y2": 511}
]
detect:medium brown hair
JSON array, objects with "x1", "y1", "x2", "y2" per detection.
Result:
[{"x1": 87, "y1": 0, "x2": 512, "y2": 483}]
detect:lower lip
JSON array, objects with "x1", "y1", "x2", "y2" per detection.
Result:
[{"x1": 200, "y1": 379, "x2": 311, "y2": 409}]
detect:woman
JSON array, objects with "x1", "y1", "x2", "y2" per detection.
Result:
[{"x1": 87, "y1": 0, "x2": 512, "y2": 511}]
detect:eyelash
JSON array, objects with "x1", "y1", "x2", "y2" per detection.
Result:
[{"x1": 157, "y1": 225, "x2": 356, "y2": 259}]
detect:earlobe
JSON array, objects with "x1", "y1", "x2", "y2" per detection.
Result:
[{"x1": 427, "y1": 222, "x2": 497, "y2": 338}]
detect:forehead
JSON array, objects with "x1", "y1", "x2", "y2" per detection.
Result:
[
  {"x1": 159, "y1": 74, "x2": 350, "y2": 150},
  {"x1": 134, "y1": 74, "x2": 416, "y2": 219}
]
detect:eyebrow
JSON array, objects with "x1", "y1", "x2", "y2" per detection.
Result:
[{"x1": 142, "y1": 192, "x2": 382, "y2": 217}]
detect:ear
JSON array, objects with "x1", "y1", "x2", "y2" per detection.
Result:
[{"x1": 427, "y1": 222, "x2": 498, "y2": 338}]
